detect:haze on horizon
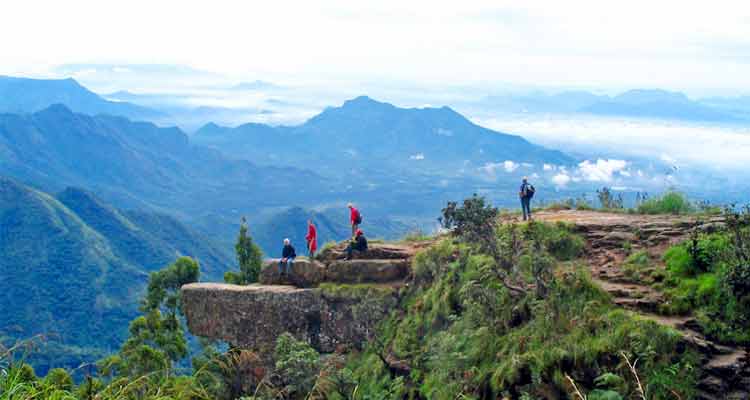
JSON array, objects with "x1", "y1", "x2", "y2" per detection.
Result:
[{"x1": 2, "y1": 0, "x2": 750, "y2": 95}]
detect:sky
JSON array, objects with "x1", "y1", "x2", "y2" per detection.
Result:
[{"x1": 2, "y1": 0, "x2": 750, "y2": 94}]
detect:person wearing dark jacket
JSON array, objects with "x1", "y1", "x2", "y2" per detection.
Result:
[
  {"x1": 519, "y1": 177, "x2": 535, "y2": 221},
  {"x1": 279, "y1": 238, "x2": 296, "y2": 274},
  {"x1": 345, "y1": 229, "x2": 368, "y2": 260}
]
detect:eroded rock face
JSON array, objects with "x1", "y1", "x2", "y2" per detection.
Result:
[
  {"x1": 258, "y1": 258, "x2": 410, "y2": 286},
  {"x1": 182, "y1": 282, "x2": 398, "y2": 354},
  {"x1": 259, "y1": 259, "x2": 326, "y2": 288}
]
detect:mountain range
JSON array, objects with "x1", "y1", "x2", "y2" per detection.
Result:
[
  {"x1": 480, "y1": 88, "x2": 748, "y2": 123},
  {"x1": 0, "y1": 104, "x2": 331, "y2": 245},
  {"x1": 0, "y1": 177, "x2": 231, "y2": 373},
  {"x1": 0, "y1": 76, "x2": 163, "y2": 120},
  {"x1": 194, "y1": 95, "x2": 573, "y2": 177}
]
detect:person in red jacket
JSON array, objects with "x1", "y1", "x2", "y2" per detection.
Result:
[
  {"x1": 305, "y1": 219, "x2": 317, "y2": 257},
  {"x1": 348, "y1": 203, "x2": 362, "y2": 237}
]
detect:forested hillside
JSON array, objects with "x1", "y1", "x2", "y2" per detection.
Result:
[{"x1": 0, "y1": 177, "x2": 231, "y2": 373}]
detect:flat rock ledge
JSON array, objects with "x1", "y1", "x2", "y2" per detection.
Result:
[
  {"x1": 182, "y1": 282, "x2": 398, "y2": 354},
  {"x1": 259, "y1": 258, "x2": 410, "y2": 287}
]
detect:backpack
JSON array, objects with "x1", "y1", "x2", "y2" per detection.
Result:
[
  {"x1": 526, "y1": 184, "x2": 536, "y2": 199},
  {"x1": 354, "y1": 211, "x2": 363, "y2": 225}
]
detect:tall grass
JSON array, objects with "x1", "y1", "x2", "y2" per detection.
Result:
[{"x1": 636, "y1": 191, "x2": 694, "y2": 215}]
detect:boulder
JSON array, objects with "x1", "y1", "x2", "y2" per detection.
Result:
[
  {"x1": 181, "y1": 282, "x2": 398, "y2": 354},
  {"x1": 317, "y1": 243, "x2": 415, "y2": 263},
  {"x1": 326, "y1": 259, "x2": 410, "y2": 284},
  {"x1": 259, "y1": 259, "x2": 326, "y2": 288}
]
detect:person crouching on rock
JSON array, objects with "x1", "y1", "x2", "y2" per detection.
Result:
[
  {"x1": 279, "y1": 238, "x2": 296, "y2": 275},
  {"x1": 345, "y1": 229, "x2": 368, "y2": 260},
  {"x1": 306, "y1": 219, "x2": 317, "y2": 257}
]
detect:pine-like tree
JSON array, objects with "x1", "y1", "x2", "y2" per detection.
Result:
[{"x1": 225, "y1": 217, "x2": 264, "y2": 285}]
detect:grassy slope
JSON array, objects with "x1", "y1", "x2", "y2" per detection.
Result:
[{"x1": 338, "y1": 224, "x2": 699, "y2": 399}]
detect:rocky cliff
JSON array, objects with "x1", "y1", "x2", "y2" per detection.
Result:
[{"x1": 181, "y1": 242, "x2": 424, "y2": 354}]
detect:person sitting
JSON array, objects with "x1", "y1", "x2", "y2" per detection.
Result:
[
  {"x1": 345, "y1": 229, "x2": 368, "y2": 260},
  {"x1": 306, "y1": 219, "x2": 317, "y2": 257},
  {"x1": 279, "y1": 238, "x2": 296, "y2": 275}
]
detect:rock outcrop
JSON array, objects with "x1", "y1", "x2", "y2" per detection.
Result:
[
  {"x1": 182, "y1": 282, "x2": 399, "y2": 354},
  {"x1": 182, "y1": 241, "x2": 423, "y2": 355}
]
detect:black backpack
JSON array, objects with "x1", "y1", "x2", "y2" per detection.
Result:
[
  {"x1": 526, "y1": 184, "x2": 536, "y2": 199},
  {"x1": 354, "y1": 212, "x2": 363, "y2": 225}
]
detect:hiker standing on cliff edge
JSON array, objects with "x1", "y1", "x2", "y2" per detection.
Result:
[
  {"x1": 519, "y1": 176, "x2": 535, "y2": 221},
  {"x1": 306, "y1": 219, "x2": 317, "y2": 257},
  {"x1": 348, "y1": 203, "x2": 362, "y2": 237}
]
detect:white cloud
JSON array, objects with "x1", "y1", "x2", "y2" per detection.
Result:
[
  {"x1": 409, "y1": 153, "x2": 425, "y2": 160},
  {"x1": 551, "y1": 173, "x2": 571, "y2": 187},
  {"x1": 504, "y1": 160, "x2": 519, "y2": 172},
  {"x1": 578, "y1": 159, "x2": 628, "y2": 182},
  {"x1": 479, "y1": 160, "x2": 520, "y2": 176},
  {"x1": 543, "y1": 164, "x2": 554, "y2": 171}
]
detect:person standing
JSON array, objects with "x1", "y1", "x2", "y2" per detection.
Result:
[
  {"x1": 279, "y1": 238, "x2": 296, "y2": 275},
  {"x1": 348, "y1": 203, "x2": 362, "y2": 237},
  {"x1": 519, "y1": 177, "x2": 536, "y2": 221},
  {"x1": 305, "y1": 219, "x2": 318, "y2": 257}
]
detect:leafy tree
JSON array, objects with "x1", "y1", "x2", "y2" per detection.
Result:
[
  {"x1": 274, "y1": 333, "x2": 320, "y2": 398},
  {"x1": 100, "y1": 257, "x2": 200, "y2": 378},
  {"x1": 440, "y1": 194, "x2": 499, "y2": 258},
  {"x1": 225, "y1": 217, "x2": 264, "y2": 285}
]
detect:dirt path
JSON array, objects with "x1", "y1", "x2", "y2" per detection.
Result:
[{"x1": 531, "y1": 211, "x2": 748, "y2": 399}]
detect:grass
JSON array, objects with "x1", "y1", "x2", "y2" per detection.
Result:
[
  {"x1": 637, "y1": 191, "x2": 694, "y2": 215},
  {"x1": 333, "y1": 234, "x2": 699, "y2": 399}
]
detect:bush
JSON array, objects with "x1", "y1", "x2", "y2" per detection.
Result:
[
  {"x1": 274, "y1": 333, "x2": 321, "y2": 397},
  {"x1": 43, "y1": 368, "x2": 73, "y2": 391},
  {"x1": 637, "y1": 191, "x2": 693, "y2": 215}
]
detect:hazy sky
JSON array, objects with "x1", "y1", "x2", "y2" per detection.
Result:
[{"x1": 2, "y1": 1, "x2": 749, "y2": 93}]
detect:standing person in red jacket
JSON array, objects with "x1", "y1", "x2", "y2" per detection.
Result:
[
  {"x1": 306, "y1": 219, "x2": 317, "y2": 257},
  {"x1": 348, "y1": 203, "x2": 362, "y2": 237}
]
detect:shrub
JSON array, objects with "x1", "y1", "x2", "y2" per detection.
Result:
[
  {"x1": 637, "y1": 191, "x2": 693, "y2": 215},
  {"x1": 274, "y1": 333, "x2": 321, "y2": 397},
  {"x1": 43, "y1": 368, "x2": 73, "y2": 391}
]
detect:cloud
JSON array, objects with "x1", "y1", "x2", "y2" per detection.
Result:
[
  {"x1": 551, "y1": 173, "x2": 571, "y2": 187},
  {"x1": 409, "y1": 153, "x2": 425, "y2": 160},
  {"x1": 577, "y1": 159, "x2": 628, "y2": 182},
  {"x1": 504, "y1": 160, "x2": 519, "y2": 172},
  {"x1": 543, "y1": 164, "x2": 554, "y2": 171}
]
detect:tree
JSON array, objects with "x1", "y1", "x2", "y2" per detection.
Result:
[
  {"x1": 100, "y1": 257, "x2": 200, "y2": 378},
  {"x1": 225, "y1": 217, "x2": 264, "y2": 285}
]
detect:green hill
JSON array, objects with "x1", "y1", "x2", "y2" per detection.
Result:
[{"x1": 0, "y1": 177, "x2": 231, "y2": 374}]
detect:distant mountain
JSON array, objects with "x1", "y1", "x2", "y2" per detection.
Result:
[
  {"x1": 0, "y1": 105, "x2": 330, "y2": 245},
  {"x1": 230, "y1": 80, "x2": 280, "y2": 91},
  {"x1": 699, "y1": 95, "x2": 750, "y2": 116},
  {"x1": 0, "y1": 76, "x2": 163, "y2": 120},
  {"x1": 481, "y1": 90, "x2": 607, "y2": 113},
  {"x1": 0, "y1": 177, "x2": 231, "y2": 373},
  {"x1": 194, "y1": 96, "x2": 573, "y2": 176},
  {"x1": 580, "y1": 89, "x2": 743, "y2": 122}
]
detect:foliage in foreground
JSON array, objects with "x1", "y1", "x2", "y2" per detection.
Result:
[
  {"x1": 645, "y1": 206, "x2": 750, "y2": 344},
  {"x1": 328, "y1": 197, "x2": 699, "y2": 399}
]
